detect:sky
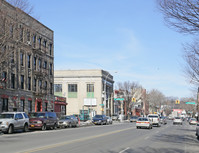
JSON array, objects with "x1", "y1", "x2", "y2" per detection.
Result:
[{"x1": 28, "y1": 0, "x2": 194, "y2": 98}]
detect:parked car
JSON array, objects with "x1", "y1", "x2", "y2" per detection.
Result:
[
  {"x1": 58, "y1": 115, "x2": 78, "y2": 128},
  {"x1": 136, "y1": 117, "x2": 152, "y2": 129},
  {"x1": 29, "y1": 112, "x2": 58, "y2": 130},
  {"x1": 147, "y1": 114, "x2": 160, "y2": 127},
  {"x1": 92, "y1": 115, "x2": 107, "y2": 125},
  {"x1": 107, "y1": 116, "x2": 112, "y2": 124},
  {"x1": 189, "y1": 118, "x2": 198, "y2": 125},
  {"x1": 0, "y1": 112, "x2": 29, "y2": 134},
  {"x1": 130, "y1": 116, "x2": 138, "y2": 122},
  {"x1": 112, "y1": 114, "x2": 119, "y2": 121},
  {"x1": 160, "y1": 116, "x2": 167, "y2": 125},
  {"x1": 173, "y1": 117, "x2": 182, "y2": 125}
]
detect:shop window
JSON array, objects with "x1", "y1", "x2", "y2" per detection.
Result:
[
  {"x1": 28, "y1": 100, "x2": 32, "y2": 113},
  {"x1": 2, "y1": 98, "x2": 8, "y2": 112}
]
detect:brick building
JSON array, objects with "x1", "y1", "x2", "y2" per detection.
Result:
[{"x1": 0, "y1": 0, "x2": 54, "y2": 114}]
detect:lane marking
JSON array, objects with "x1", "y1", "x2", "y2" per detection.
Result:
[
  {"x1": 119, "y1": 147, "x2": 130, "y2": 153},
  {"x1": 18, "y1": 127, "x2": 134, "y2": 153}
]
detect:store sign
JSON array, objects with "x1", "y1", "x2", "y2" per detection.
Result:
[
  {"x1": 84, "y1": 98, "x2": 97, "y2": 106},
  {"x1": 55, "y1": 96, "x2": 66, "y2": 102}
]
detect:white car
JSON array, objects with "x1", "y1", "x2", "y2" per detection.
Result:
[
  {"x1": 0, "y1": 112, "x2": 29, "y2": 134},
  {"x1": 136, "y1": 117, "x2": 152, "y2": 129},
  {"x1": 173, "y1": 117, "x2": 182, "y2": 125},
  {"x1": 189, "y1": 118, "x2": 198, "y2": 125},
  {"x1": 107, "y1": 116, "x2": 112, "y2": 124},
  {"x1": 147, "y1": 114, "x2": 160, "y2": 127}
]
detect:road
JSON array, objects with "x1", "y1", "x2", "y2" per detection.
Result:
[{"x1": 0, "y1": 120, "x2": 198, "y2": 153}]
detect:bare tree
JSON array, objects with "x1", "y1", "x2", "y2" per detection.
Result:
[
  {"x1": 157, "y1": 0, "x2": 199, "y2": 34},
  {"x1": 147, "y1": 89, "x2": 166, "y2": 114}
]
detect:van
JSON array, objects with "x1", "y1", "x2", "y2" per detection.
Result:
[
  {"x1": 29, "y1": 112, "x2": 58, "y2": 130},
  {"x1": 147, "y1": 114, "x2": 160, "y2": 127}
]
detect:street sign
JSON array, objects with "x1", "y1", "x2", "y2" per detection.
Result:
[
  {"x1": 114, "y1": 98, "x2": 124, "y2": 101},
  {"x1": 185, "y1": 102, "x2": 196, "y2": 105},
  {"x1": 99, "y1": 104, "x2": 104, "y2": 106}
]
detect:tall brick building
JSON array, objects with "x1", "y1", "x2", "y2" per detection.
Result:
[{"x1": 0, "y1": 0, "x2": 54, "y2": 114}]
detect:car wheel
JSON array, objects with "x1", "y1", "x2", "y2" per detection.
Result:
[
  {"x1": 7, "y1": 125, "x2": 13, "y2": 134},
  {"x1": 41, "y1": 124, "x2": 46, "y2": 131},
  {"x1": 23, "y1": 124, "x2": 29, "y2": 132},
  {"x1": 53, "y1": 123, "x2": 57, "y2": 130}
]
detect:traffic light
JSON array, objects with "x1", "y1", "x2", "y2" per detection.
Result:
[
  {"x1": 132, "y1": 97, "x2": 136, "y2": 102},
  {"x1": 175, "y1": 100, "x2": 180, "y2": 104}
]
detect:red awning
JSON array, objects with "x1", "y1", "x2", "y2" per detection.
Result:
[{"x1": 54, "y1": 102, "x2": 67, "y2": 105}]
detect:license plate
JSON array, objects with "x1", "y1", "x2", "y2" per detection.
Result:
[{"x1": 31, "y1": 125, "x2": 34, "y2": 127}]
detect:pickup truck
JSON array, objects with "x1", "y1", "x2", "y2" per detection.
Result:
[{"x1": 147, "y1": 114, "x2": 161, "y2": 127}]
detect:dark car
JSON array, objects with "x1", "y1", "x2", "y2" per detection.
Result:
[
  {"x1": 160, "y1": 116, "x2": 167, "y2": 125},
  {"x1": 58, "y1": 115, "x2": 78, "y2": 128},
  {"x1": 92, "y1": 115, "x2": 107, "y2": 125},
  {"x1": 29, "y1": 112, "x2": 58, "y2": 130}
]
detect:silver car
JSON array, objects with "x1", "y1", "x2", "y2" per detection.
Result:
[
  {"x1": 0, "y1": 112, "x2": 29, "y2": 134},
  {"x1": 173, "y1": 117, "x2": 182, "y2": 125},
  {"x1": 58, "y1": 115, "x2": 78, "y2": 128}
]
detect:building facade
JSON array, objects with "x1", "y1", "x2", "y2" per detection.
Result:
[
  {"x1": 54, "y1": 70, "x2": 114, "y2": 120},
  {"x1": 0, "y1": 0, "x2": 54, "y2": 114}
]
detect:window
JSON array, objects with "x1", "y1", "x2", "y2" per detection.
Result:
[
  {"x1": 49, "y1": 43, "x2": 52, "y2": 55},
  {"x1": 20, "y1": 53, "x2": 24, "y2": 66},
  {"x1": 50, "y1": 83, "x2": 53, "y2": 94},
  {"x1": 33, "y1": 35, "x2": 36, "y2": 43},
  {"x1": 15, "y1": 113, "x2": 23, "y2": 119},
  {"x1": 44, "y1": 81, "x2": 47, "y2": 90},
  {"x1": 87, "y1": 84, "x2": 94, "y2": 98},
  {"x1": 28, "y1": 100, "x2": 32, "y2": 113},
  {"x1": 34, "y1": 78, "x2": 37, "y2": 91},
  {"x1": 38, "y1": 59, "x2": 41, "y2": 71},
  {"x1": 28, "y1": 77, "x2": 31, "y2": 90},
  {"x1": 43, "y1": 40, "x2": 47, "y2": 48},
  {"x1": 28, "y1": 55, "x2": 31, "y2": 68},
  {"x1": 20, "y1": 28, "x2": 23, "y2": 42},
  {"x1": 38, "y1": 37, "x2": 42, "y2": 49},
  {"x1": 54, "y1": 84, "x2": 62, "y2": 96},
  {"x1": 49, "y1": 63, "x2": 52, "y2": 75},
  {"x1": 27, "y1": 31, "x2": 30, "y2": 41},
  {"x1": 39, "y1": 80, "x2": 42, "y2": 90},
  {"x1": 2, "y1": 71, "x2": 7, "y2": 81},
  {"x1": 43, "y1": 61, "x2": 47, "y2": 69},
  {"x1": 68, "y1": 84, "x2": 77, "y2": 98},
  {"x1": 11, "y1": 73, "x2": 15, "y2": 89},
  {"x1": 9, "y1": 24, "x2": 13, "y2": 38},
  {"x1": 21, "y1": 75, "x2": 24, "y2": 89},
  {"x1": 20, "y1": 100, "x2": 25, "y2": 112},
  {"x1": 2, "y1": 98, "x2": 8, "y2": 112},
  {"x1": 33, "y1": 57, "x2": 36, "y2": 70}
]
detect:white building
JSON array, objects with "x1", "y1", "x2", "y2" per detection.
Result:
[{"x1": 54, "y1": 70, "x2": 114, "y2": 120}]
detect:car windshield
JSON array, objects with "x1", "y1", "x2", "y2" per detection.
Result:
[
  {"x1": 131, "y1": 116, "x2": 138, "y2": 119},
  {"x1": 0, "y1": 114, "x2": 14, "y2": 119},
  {"x1": 138, "y1": 118, "x2": 148, "y2": 121},
  {"x1": 175, "y1": 117, "x2": 181, "y2": 119},
  {"x1": 191, "y1": 118, "x2": 196, "y2": 121},
  {"x1": 60, "y1": 116, "x2": 71, "y2": 120},
  {"x1": 94, "y1": 115, "x2": 102, "y2": 118},
  {"x1": 29, "y1": 113, "x2": 45, "y2": 118},
  {"x1": 148, "y1": 115, "x2": 158, "y2": 118}
]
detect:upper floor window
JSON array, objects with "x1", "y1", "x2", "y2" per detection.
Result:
[
  {"x1": 50, "y1": 83, "x2": 53, "y2": 94},
  {"x1": 20, "y1": 52, "x2": 24, "y2": 66},
  {"x1": 87, "y1": 84, "x2": 94, "y2": 98},
  {"x1": 21, "y1": 75, "x2": 24, "y2": 89},
  {"x1": 43, "y1": 40, "x2": 47, "y2": 48},
  {"x1": 49, "y1": 43, "x2": 52, "y2": 55},
  {"x1": 27, "y1": 31, "x2": 30, "y2": 42},
  {"x1": 9, "y1": 24, "x2": 13, "y2": 38},
  {"x1": 49, "y1": 63, "x2": 52, "y2": 75},
  {"x1": 38, "y1": 37, "x2": 42, "y2": 49},
  {"x1": 28, "y1": 77, "x2": 31, "y2": 90},
  {"x1": 43, "y1": 61, "x2": 47, "y2": 69},
  {"x1": 2, "y1": 71, "x2": 7, "y2": 81},
  {"x1": 11, "y1": 73, "x2": 15, "y2": 89},
  {"x1": 38, "y1": 59, "x2": 41, "y2": 71},
  {"x1": 33, "y1": 57, "x2": 36, "y2": 70},
  {"x1": 20, "y1": 28, "x2": 23, "y2": 42},
  {"x1": 44, "y1": 81, "x2": 47, "y2": 90},
  {"x1": 68, "y1": 84, "x2": 77, "y2": 92},
  {"x1": 33, "y1": 35, "x2": 36, "y2": 43},
  {"x1": 34, "y1": 78, "x2": 37, "y2": 91},
  {"x1": 28, "y1": 55, "x2": 31, "y2": 68}
]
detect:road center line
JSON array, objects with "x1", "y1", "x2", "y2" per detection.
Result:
[
  {"x1": 119, "y1": 147, "x2": 130, "y2": 153},
  {"x1": 18, "y1": 127, "x2": 134, "y2": 153}
]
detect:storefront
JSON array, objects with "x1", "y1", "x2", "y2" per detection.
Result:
[{"x1": 54, "y1": 96, "x2": 67, "y2": 118}]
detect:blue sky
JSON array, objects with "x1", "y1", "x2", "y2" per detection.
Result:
[{"x1": 29, "y1": 0, "x2": 194, "y2": 98}]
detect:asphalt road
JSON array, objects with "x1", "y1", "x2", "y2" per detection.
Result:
[{"x1": 0, "y1": 120, "x2": 198, "y2": 153}]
